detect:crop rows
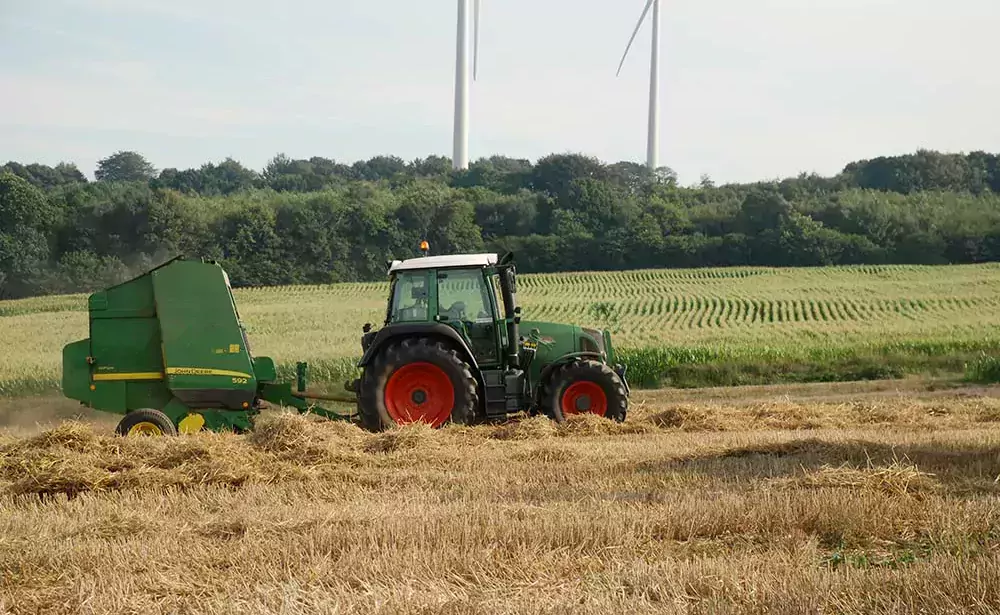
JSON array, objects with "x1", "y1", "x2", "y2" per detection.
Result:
[
  {"x1": 2, "y1": 262, "x2": 1000, "y2": 395},
  {"x1": 530, "y1": 295, "x2": 1000, "y2": 326}
]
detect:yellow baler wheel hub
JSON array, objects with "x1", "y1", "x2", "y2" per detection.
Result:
[{"x1": 128, "y1": 421, "x2": 164, "y2": 436}]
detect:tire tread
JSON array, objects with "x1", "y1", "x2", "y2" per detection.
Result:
[
  {"x1": 358, "y1": 336, "x2": 479, "y2": 432},
  {"x1": 541, "y1": 360, "x2": 628, "y2": 423}
]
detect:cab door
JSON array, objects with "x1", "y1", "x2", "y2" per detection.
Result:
[{"x1": 435, "y1": 268, "x2": 502, "y2": 366}]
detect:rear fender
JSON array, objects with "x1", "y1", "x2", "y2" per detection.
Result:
[{"x1": 358, "y1": 323, "x2": 481, "y2": 376}]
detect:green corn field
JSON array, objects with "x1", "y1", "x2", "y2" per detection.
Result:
[{"x1": 3, "y1": 262, "x2": 1000, "y2": 397}]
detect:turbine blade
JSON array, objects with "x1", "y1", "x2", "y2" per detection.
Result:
[
  {"x1": 616, "y1": 0, "x2": 655, "y2": 77},
  {"x1": 474, "y1": 0, "x2": 481, "y2": 80}
]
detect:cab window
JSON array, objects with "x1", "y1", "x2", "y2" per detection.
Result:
[
  {"x1": 490, "y1": 274, "x2": 506, "y2": 318},
  {"x1": 437, "y1": 270, "x2": 493, "y2": 322},
  {"x1": 389, "y1": 272, "x2": 429, "y2": 323}
]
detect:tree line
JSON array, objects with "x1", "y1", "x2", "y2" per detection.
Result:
[{"x1": 2, "y1": 148, "x2": 1000, "y2": 299}]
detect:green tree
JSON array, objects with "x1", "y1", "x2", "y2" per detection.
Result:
[
  {"x1": 263, "y1": 154, "x2": 315, "y2": 192},
  {"x1": 453, "y1": 155, "x2": 534, "y2": 193},
  {"x1": 155, "y1": 158, "x2": 260, "y2": 196},
  {"x1": 606, "y1": 161, "x2": 653, "y2": 193},
  {"x1": 0, "y1": 162, "x2": 87, "y2": 189},
  {"x1": 36, "y1": 251, "x2": 131, "y2": 295},
  {"x1": 471, "y1": 189, "x2": 539, "y2": 238},
  {"x1": 273, "y1": 192, "x2": 352, "y2": 284},
  {"x1": 626, "y1": 213, "x2": 664, "y2": 267},
  {"x1": 530, "y1": 153, "x2": 607, "y2": 204},
  {"x1": 411, "y1": 155, "x2": 453, "y2": 178},
  {"x1": 352, "y1": 155, "x2": 408, "y2": 182},
  {"x1": 5, "y1": 146, "x2": 1000, "y2": 300},
  {"x1": 95, "y1": 151, "x2": 156, "y2": 182},
  {"x1": 564, "y1": 178, "x2": 638, "y2": 235},
  {"x1": 0, "y1": 173, "x2": 59, "y2": 298},
  {"x1": 646, "y1": 196, "x2": 692, "y2": 236},
  {"x1": 216, "y1": 203, "x2": 287, "y2": 286},
  {"x1": 736, "y1": 188, "x2": 795, "y2": 235}
]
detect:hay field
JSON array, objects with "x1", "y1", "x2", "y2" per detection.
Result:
[
  {"x1": 3, "y1": 383, "x2": 1000, "y2": 613},
  {"x1": 3, "y1": 262, "x2": 1000, "y2": 396}
]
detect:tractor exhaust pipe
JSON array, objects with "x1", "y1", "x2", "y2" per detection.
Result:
[{"x1": 499, "y1": 266, "x2": 519, "y2": 368}]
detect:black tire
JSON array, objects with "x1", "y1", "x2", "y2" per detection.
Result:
[
  {"x1": 542, "y1": 360, "x2": 628, "y2": 423},
  {"x1": 115, "y1": 408, "x2": 178, "y2": 437},
  {"x1": 358, "y1": 337, "x2": 480, "y2": 432}
]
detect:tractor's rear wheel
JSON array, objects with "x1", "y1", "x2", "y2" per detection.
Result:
[
  {"x1": 358, "y1": 337, "x2": 479, "y2": 432},
  {"x1": 543, "y1": 360, "x2": 628, "y2": 423},
  {"x1": 116, "y1": 408, "x2": 178, "y2": 437}
]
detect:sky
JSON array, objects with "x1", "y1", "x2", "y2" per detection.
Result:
[{"x1": 1, "y1": 0, "x2": 998, "y2": 186}]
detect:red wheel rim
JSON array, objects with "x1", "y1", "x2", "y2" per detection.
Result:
[
  {"x1": 384, "y1": 362, "x2": 455, "y2": 428},
  {"x1": 560, "y1": 381, "x2": 608, "y2": 417}
]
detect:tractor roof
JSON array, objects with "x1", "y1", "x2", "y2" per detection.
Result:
[{"x1": 388, "y1": 253, "x2": 498, "y2": 274}]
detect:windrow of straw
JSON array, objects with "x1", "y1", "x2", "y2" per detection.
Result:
[{"x1": 4, "y1": 387, "x2": 1000, "y2": 500}]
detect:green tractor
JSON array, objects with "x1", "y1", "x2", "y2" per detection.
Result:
[{"x1": 351, "y1": 249, "x2": 630, "y2": 431}]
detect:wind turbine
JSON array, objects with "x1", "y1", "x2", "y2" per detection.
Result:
[
  {"x1": 616, "y1": 0, "x2": 661, "y2": 171},
  {"x1": 453, "y1": 0, "x2": 481, "y2": 171}
]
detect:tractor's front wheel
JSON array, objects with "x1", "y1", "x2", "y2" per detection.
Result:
[
  {"x1": 116, "y1": 408, "x2": 178, "y2": 437},
  {"x1": 358, "y1": 337, "x2": 479, "y2": 432},
  {"x1": 544, "y1": 360, "x2": 628, "y2": 423}
]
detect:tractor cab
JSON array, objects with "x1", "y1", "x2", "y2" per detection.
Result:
[{"x1": 382, "y1": 252, "x2": 519, "y2": 369}]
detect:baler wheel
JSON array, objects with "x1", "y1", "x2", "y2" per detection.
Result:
[
  {"x1": 116, "y1": 408, "x2": 178, "y2": 437},
  {"x1": 358, "y1": 337, "x2": 479, "y2": 432},
  {"x1": 543, "y1": 360, "x2": 628, "y2": 423}
]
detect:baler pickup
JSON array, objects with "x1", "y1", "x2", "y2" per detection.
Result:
[{"x1": 61, "y1": 256, "x2": 356, "y2": 436}]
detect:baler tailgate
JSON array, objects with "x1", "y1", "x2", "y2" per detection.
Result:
[{"x1": 151, "y1": 260, "x2": 257, "y2": 410}]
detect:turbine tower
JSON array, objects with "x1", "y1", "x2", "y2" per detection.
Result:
[
  {"x1": 453, "y1": 0, "x2": 481, "y2": 171},
  {"x1": 616, "y1": 0, "x2": 661, "y2": 171}
]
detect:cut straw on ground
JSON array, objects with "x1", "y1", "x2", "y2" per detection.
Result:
[{"x1": 3, "y1": 387, "x2": 1000, "y2": 613}]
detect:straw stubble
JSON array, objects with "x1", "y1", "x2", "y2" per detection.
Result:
[{"x1": 2, "y1": 394, "x2": 1000, "y2": 613}]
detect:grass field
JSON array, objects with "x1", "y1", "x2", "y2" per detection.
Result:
[
  {"x1": 3, "y1": 381, "x2": 1000, "y2": 613},
  {"x1": 3, "y1": 262, "x2": 1000, "y2": 397}
]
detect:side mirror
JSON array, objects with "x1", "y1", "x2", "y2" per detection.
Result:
[{"x1": 363, "y1": 323, "x2": 372, "y2": 333}]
